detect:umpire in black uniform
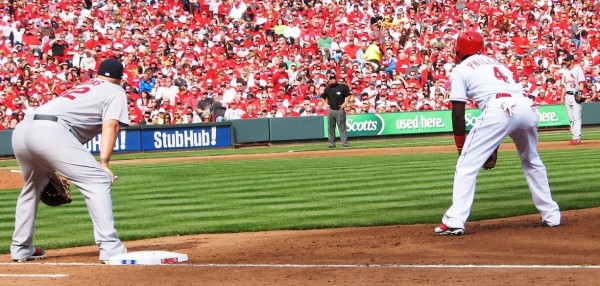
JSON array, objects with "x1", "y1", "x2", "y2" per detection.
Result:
[{"x1": 321, "y1": 73, "x2": 351, "y2": 148}]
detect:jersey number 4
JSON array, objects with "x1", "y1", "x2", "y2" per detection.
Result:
[{"x1": 493, "y1": 67, "x2": 509, "y2": 83}]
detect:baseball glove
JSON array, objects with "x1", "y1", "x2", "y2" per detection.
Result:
[
  {"x1": 483, "y1": 148, "x2": 498, "y2": 170},
  {"x1": 41, "y1": 173, "x2": 73, "y2": 207},
  {"x1": 575, "y1": 91, "x2": 586, "y2": 104}
]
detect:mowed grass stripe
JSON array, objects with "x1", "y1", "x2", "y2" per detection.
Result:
[{"x1": 107, "y1": 157, "x2": 455, "y2": 232}]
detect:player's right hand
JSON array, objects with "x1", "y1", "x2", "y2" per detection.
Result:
[{"x1": 102, "y1": 166, "x2": 115, "y2": 184}]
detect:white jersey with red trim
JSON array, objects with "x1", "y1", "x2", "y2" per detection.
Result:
[
  {"x1": 560, "y1": 65, "x2": 585, "y2": 92},
  {"x1": 449, "y1": 54, "x2": 528, "y2": 110},
  {"x1": 439, "y1": 55, "x2": 561, "y2": 233},
  {"x1": 560, "y1": 63, "x2": 585, "y2": 140}
]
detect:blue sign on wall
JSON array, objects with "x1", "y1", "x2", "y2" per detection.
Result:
[
  {"x1": 84, "y1": 129, "x2": 141, "y2": 153},
  {"x1": 140, "y1": 126, "x2": 231, "y2": 151},
  {"x1": 83, "y1": 125, "x2": 232, "y2": 153}
]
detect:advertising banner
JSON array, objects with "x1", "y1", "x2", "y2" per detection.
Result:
[
  {"x1": 84, "y1": 129, "x2": 141, "y2": 153},
  {"x1": 84, "y1": 125, "x2": 232, "y2": 153},
  {"x1": 535, "y1": 104, "x2": 570, "y2": 127},
  {"x1": 324, "y1": 105, "x2": 569, "y2": 138},
  {"x1": 324, "y1": 112, "x2": 453, "y2": 137},
  {"x1": 140, "y1": 126, "x2": 231, "y2": 151}
]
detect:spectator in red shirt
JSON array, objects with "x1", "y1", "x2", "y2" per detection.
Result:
[
  {"x1": 404, "y1": 70, "x2": 421, "y2": 88},
  {"x1": 533, "y1": 88, "x2": 558, "y2": 105},
  {"x1": 511, "y1": 29, "x2": 530, "y2": 58},
  {"x1": 241, "y1": 105, "x2": 257, "y2": 119}
]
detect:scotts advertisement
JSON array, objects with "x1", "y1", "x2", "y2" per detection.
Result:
[{"x1": 324, "y1": 105, "x2": 570, "y2": 137}]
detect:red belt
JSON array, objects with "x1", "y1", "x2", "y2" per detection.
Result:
[{"x1": 495, "y1": 93, "x2": 512, "y2": 98}]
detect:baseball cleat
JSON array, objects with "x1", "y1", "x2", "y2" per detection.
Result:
[
  {"x1": 12, "y1": 248, "x2": 45, "y2": 262},
  {"x1": 434, "y1": 224, "x2": 465, "y2": 235},
  {"x1": 542, "y1": 220, "x2": 560, "y2": 227},
  {"x1": 568, "y1": 139, "x2": 581, "y2": 145}
]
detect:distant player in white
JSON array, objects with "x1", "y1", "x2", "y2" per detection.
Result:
[
  {"x1": 559, "y1": 54, "x2": 586, "y2": 145},
  {"x1": 11, "y1": 59, "x2": 129, "y2": 262},
  {"x1": 435, "y1": 30, "x2": 561, "y2": 235}
]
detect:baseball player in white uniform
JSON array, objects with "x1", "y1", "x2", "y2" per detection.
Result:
[
  {"x1": 11, "y1": 59, "x2": 129, "y2": 262},
  {"x1": 559, "y1": 54, "x2": 586, "y2": 145},
  {"x1": 435, "y1": 30, "x2": 561, "y2": 235}
]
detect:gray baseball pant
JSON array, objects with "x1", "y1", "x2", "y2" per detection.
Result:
[
  {"x1": 328, "y1": 109, "x2": 349, "y2": 146},
  {"x1": 10, "y1": 116, "x2": 126, "y2": 261},
  {"x1": 565, "y1": 101, "x2": 582, "y2": 140}
]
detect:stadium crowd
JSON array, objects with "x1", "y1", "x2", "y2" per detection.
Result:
[{"x1": 1, "y1": 0, "x2": 600, "y2": 129}]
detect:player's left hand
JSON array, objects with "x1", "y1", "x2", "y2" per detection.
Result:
[
  {"x1": 40, "y1": 173, "x2": 73, "y2": 206},
  {"x1": 575, "y1": 91, "x2": 586, "y2": 104}
]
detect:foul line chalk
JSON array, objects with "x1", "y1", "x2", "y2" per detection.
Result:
[
  {"x1": 0, "y1": 273, "x2": 68, "y2": 278},
  {"x1": 1, "y1": 262, "x2": 599, "y2": 269},
  {"x1": 175, "y1": 264, "x2": 600, "y2": 269}
]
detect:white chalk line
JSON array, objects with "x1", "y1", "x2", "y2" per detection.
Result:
[
  {"x1": 0, "y1": 262, "x2": 599, "y2": 269},
  {"x1": 0, "y1": 273, "x2": 68, "y2": 278}
]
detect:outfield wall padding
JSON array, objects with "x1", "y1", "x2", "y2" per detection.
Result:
[
  {"x1": 268, "y1": 116, "x2": 325, "y2": 141},
  {"x1": 230, "y1": 118, "x2": 270, "y2": 143},
  {"x1": 0, "y1": 129, "x2": 13, "y2": 156},
  {"x1": 2, "y1": 103, "x2": 600, "y2": 156}
]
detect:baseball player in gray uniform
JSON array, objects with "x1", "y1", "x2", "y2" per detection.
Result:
[
  {"x1": 435, "y1": 30, "x2": 561, "y2": 235},
  {"x1": 559, "y1": 54, "x2": 586, "y2": 145},
  {"x1": 11, "y1": 59, "x2": 129, "y2": 263}
]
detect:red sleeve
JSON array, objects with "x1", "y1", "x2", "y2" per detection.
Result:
[
  {"x1": 420, "y1": 69, "x2": 430, "y2": 87},
  {"x1": 42, "y1": 41, "x2": 51, "y2": 54}
]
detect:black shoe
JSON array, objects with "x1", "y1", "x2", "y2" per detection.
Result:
[
  {"x1": 328, "y1": 144, "x2": 336, "y2": 148},
  {"x1": 342, "y1": 144, "x2": 350, "y2": 148}
]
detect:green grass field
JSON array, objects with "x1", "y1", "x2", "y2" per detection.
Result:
[{"x1": 0, "y1": 128, "x2": 598, "y2": 252}]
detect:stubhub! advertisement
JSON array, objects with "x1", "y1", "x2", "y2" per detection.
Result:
[
  {"x1": 140, "y1": 126, "x2": 231, "y2": 151},
  {"x1": 84, "y1": 125, "x2": 232, "y2": 153}
]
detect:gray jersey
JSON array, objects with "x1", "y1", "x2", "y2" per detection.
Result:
[{"x1": 33, "y1": 78, "x2": 129, "y2": 143}]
